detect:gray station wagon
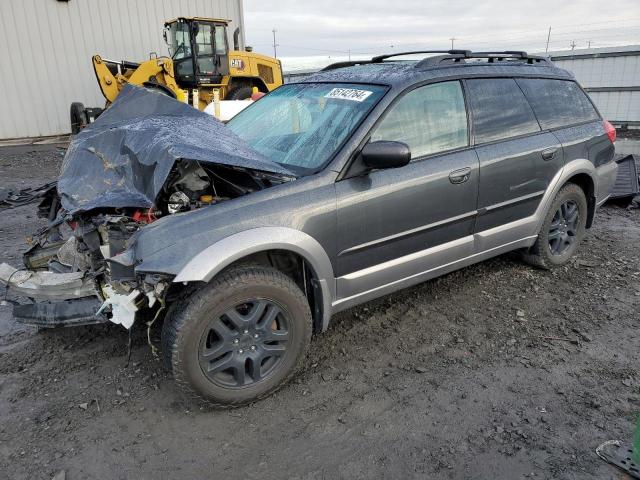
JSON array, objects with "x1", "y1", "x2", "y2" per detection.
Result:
[{"x1": 0, "y1": 49, "x2": 618, "y2": 406}]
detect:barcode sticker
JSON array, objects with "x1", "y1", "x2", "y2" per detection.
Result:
[{"x1": 324, "y1": 88, "x2": 373, "y2": 102}]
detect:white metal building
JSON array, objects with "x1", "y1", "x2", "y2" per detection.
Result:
[
  {"x1": 0, "y1": 0, "x2": 245, "y2": 140},
  {"x1": 548, "y1": 45, "x2": 640, "y2": 126}
]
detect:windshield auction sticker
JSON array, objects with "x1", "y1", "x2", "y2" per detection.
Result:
[{"x1": 324, "y1": 88, "x2": 373, "y2": 102}]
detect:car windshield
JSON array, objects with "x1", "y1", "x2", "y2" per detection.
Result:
[{"x1": 226, "y1": 83, "x2": 387, "y2": 175}]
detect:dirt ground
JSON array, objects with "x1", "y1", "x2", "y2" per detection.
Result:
[{"x1": 0, "y1": 146, "x2": 638, "y2": 480}]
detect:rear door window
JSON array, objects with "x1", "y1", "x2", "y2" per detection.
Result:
[
  {"x1": 516, "y1": 78, "x2": 600, "y2": 129},
  {"x1": 371, "y1": 81, "x2": 468, "y2": 159},
  {"x1": 466, "y1": 78, "x2": 541, "y2": 144}
]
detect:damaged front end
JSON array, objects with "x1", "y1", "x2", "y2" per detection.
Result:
[
  {"x1": 0, "y1": 201, "x2": 173, "y2": 329},
  {"x1": 0, "y1": 85, "x2": 293, "y2": 329}
]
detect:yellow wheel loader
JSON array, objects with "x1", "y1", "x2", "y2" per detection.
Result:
[{"x1": 70, "y1": 17, "x2": 283, "y2": 133}]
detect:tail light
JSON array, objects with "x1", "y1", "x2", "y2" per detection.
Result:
[{"x1": 603, "y1": 120, "x2": 616, "y2": 143}]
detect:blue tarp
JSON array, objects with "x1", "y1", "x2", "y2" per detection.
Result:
[{"x1": 58, "y1": 85, "x2": 292, "y2": 214}]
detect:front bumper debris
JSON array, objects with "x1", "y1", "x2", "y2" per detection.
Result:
[
  {"x1": 0, "y1": 263, "x2": 96, "y2": 300},
  {"x1": 13, "y1": 297, "x2": 107, "y2": 328},
  {"x1": 96, "y1": 285, "x2": 149, "y2": 330}
]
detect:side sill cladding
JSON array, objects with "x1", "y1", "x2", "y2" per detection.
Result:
[{"x1": 173, "y1": 227, "x2": 335, "y2": 331}]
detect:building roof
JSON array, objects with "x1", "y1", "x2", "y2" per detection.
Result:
[{"x1": 546, "y1": 44, "x2": 640, "y2": 60}]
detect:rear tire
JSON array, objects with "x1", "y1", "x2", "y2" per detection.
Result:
[
  {"x1": 523, "y1": 183, "x2": 588, "y2": 269},
  {"x1": 162, "y1": 264, "x2": 312, "y2": 407},
  {"x1": 226, "y1": 86, "x2": 253, "y2": 100}
]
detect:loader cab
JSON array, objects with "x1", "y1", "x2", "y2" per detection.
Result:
[{"x1": 164, "y1": 17, "x2": 230, "y2": 87}]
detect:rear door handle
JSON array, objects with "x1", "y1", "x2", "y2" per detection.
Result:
[
  {"x1": 541, "y1": 147, "x2": 558, "y2": 161},
  {"x1": 449, "y1": 167, "x2": 471, "y2": 184}
]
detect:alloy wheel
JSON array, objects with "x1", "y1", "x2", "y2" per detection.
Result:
[
  {"x1": 198, "y1": 299, "x2": 290, "y2": 388},
  {"x1": 548, "y1": 200, "x2": 580, "y2": 255}
]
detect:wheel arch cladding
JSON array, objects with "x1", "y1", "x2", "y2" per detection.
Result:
[
  {"x1": 565, "y1": 173, "x2": 596, "y2": 228},
  {"x1": 173, "y1": 227, "x2": 335, "y2": 332}
]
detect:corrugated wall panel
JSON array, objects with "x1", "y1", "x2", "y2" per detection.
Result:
[
  {"x1": 554, "y1": 55, "x2": 640, "y2": 89},
  {"x1": 553, "y1": 52, "x2": 640, "y2": 124},
  {"x1": 0, "y1": 0, "x2": 244, "y2": 139},
  {"x1": 589, "y1": 91, "x2": 640, "y2": 123}
]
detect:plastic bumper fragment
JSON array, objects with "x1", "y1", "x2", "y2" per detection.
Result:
[{"x1": 13, "y1": 297, "x2": 107, "y2": 328}]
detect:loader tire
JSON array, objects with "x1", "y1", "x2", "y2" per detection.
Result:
[
  {"x1": 70, "y1": 102, "x2": 87, "y2": 135},
  {"x1": 226, "y1": 86, "x2": 253, "y2": 100}
]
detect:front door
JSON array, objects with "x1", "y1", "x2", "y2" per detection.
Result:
[{"x1": 335, "y1": 80, "x2": 480, "y2": 300}]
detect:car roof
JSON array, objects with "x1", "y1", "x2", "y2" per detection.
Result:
[{"x1": 301, "y1": 56, "x2": 574, "y2": 90}]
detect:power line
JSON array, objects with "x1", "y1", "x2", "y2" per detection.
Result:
[
  {"x1": 248, "y1": 23, "x2": 640, "y2": 58},
  {"x1": 545, "y1": 26, "x2": 552, "y2": 52},
  {"x1": 272, "y1": 28, "x2": 278, "y2": 58}
]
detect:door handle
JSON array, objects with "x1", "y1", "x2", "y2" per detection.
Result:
[
  {"x1": 541, "y1": 147, "x2": 558, "y2": 161},
  {"x1": 449, "y1": 167, "x2": 471, "y2": 184}
]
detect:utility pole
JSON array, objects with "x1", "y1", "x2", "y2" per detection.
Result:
[
  {"x1": 272, "y1": 28, "x2": 278, "y2": 58},
  {"x1": 570, "y1": 40, "x2": 577, "y2": 50},
  {"x1": 449, "y1": 37, "x2": 456, "y2": 49},
  {"x1": 545, "y1": 26, "x2": 551, "y2": 52},
  {"x1": 348, "y1": 48, "x2": 351, "y2": 61},
  {"x1": 587, "y1": 40, "x2": 592, "y2": 48}
]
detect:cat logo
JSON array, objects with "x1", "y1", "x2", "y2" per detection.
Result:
[{"x1": 231, "y1": 59, "x2": 245, "y2": 70}]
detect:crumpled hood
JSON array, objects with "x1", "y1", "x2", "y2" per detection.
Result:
[{"x1": 58, "y1": 84, "x2": 292, "y2": 214}]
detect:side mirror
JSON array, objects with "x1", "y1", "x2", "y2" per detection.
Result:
[{"x1": 361, "y1": 141, "x2": 411, "y2": 170}]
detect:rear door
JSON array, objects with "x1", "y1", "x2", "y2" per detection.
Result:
[
  {"x1": 335, "y1": 81, "x2": 479, "y2": 299},
  {"x1": 516, "y1": 78, "x2": 613, "y2": 201},
  {"x1": 466, "y1": 78, "x2": 564, "y2": 234}
]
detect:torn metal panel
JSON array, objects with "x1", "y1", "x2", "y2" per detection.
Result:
[
  {"x1": 0, "y1": 182, "x2": 57, "y2": 211},
  {"x1": 0, "y1": 263, "x2": 96, "y2": 300},
  {"x1": 596, "y1": 440, "x2": 640, "y2": 479},
  {"x1": 58, "y1": 84, "x2": 293, "y2": 214},
  {"x1": 14, "y1": 297, "x2": 107, "y2": 328}
]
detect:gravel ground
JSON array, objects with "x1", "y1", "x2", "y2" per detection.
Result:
[{"x1": 0, "y1": 146, "x2": 639, "y2": 480}]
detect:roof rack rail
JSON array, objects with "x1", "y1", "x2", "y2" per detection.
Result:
[
  {"x1": 370, "y1": 50, "x2": 471, "y2": 63},
  {"x1": 321, "y1": 60, "x2": 374, "y2": 71},
  {"x1": 321, "y1": 49, "x2": 553, "y2": 72},
  {"x1": 321, "y1": 51, "x2": 464, "y2": 71},
  {"x1": 415, "y1": 50, "x2": 553, "y2": 68}
]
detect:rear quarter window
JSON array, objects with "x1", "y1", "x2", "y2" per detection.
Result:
[
  {"x1": 466, "y1": 78, "x2": 541, "y2": 144},
  {"x1": 516, "y1": 78, "x2": 600, "y2": 129}
]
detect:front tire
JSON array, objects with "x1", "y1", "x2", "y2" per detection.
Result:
[
  {"x1": 523, "y1": 183, "x2": 588, "y2": 269},
  {"x1": 162, "y1": 265, "x2": 312, "y2": 407}
]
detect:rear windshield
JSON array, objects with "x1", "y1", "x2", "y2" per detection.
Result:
[
  {"x1": 227, "y1": 83, "x2": 387, "y2": 175},
  {"x1": 516, "y1": 78, "x2": 600, "y2": 129}
]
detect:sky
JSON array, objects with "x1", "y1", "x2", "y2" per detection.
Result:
[{"x1": 243, "y1": 0, "x2": 640, "y2": 63}]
